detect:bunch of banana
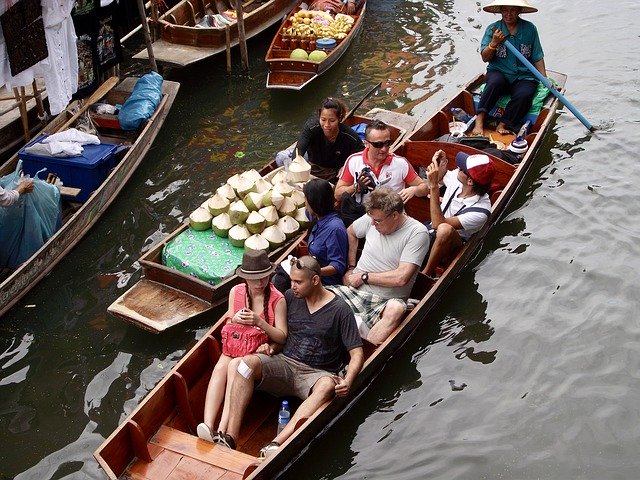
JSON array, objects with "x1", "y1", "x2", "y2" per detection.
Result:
[{"x1": 286, "y1": 9, "x2": 354, "y2": 39}]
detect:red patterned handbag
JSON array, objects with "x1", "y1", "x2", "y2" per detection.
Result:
[{"x1": 220, "y1": 322, "x2": 269, "y2": 358}]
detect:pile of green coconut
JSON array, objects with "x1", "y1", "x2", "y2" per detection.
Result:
[{"x1": 188, "y1": 168, "x2": 310, "y2": 252}]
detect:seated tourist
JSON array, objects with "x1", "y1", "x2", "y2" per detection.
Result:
[
  {"x1": 196, "y1": 250, "x2": 288, "y2": 446},
  {"x1": 422, "y1": 150, "x2": 495, "y2": 278},
  {"x1": 219, "y1": 256, "x2": 363, "y2": 458},
  {"x1": 329, "y1": 188, "x2": 430, "y2": 344}
]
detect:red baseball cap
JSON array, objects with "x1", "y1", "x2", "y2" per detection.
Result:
[{"x1": 455, "y1": 152, "x2": 496, "y2": 187}]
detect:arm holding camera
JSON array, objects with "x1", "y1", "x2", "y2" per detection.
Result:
[{"x1": 335, "y1": 165, "x2": 375, "y2": 199}]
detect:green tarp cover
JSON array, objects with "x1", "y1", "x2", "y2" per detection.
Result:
[{"x1": 162, "y1": 228, "x2": 244, "y2": 285}]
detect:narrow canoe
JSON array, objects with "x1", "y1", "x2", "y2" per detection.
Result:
[
  {"x1": 265, "y1": 1, "x2": 366, "y2": 90},
  {"x1": 94, "y1": 70, "x2": 566, "y2": 479},
  {"x1": 133, "y1": 0, "x2": 298, "y2": 67},
  {"x1": 107, "y1": 108, "x2": 418, "y2": 333},
  {"x1": 0, "y1": 76, "x2": 180, "y2": 318}
]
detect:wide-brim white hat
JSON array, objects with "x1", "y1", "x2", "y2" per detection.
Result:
[{"x1": 483, "y1": 0, "x2": 538, "y2": 14}]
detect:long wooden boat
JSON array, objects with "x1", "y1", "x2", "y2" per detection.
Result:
[
  {"x1": 94, "y1": 70, "x2": 566, "y2": 478},
  {"x1": 0, "y1": 79, "x2": 49, "y2": 162},
  {"x1": 0, "y1": 76, "x2": 180, "y2": 318},
  {"x1": 107, "y1": 108, "x2": 418, "y2": 333},
  {"x1": 133, "y1": 0, "x2": 298, "y2": 68},
  {"x1": 264, "y1": 1, "x2": 366, "y2": 90}
]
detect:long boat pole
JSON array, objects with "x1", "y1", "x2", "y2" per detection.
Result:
[
  {"x1": 235, "y1": 1, "x2": 249, "y2": 71},
  {"x1": 504, "y1": 40, "x2": 594, "y2": 132},
  {"x1": 137, "y1": 0, "x2": 158, "y2": 72}
]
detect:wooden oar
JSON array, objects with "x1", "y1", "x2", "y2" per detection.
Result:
[
  {"x1": 57, "y1": 76, "x2": 119, "y2": 132},
  {"x1": 346, "y1": 81, "x2": 383, "y2": 118},
  {"x1": 503, "y1": 40, "x2": 594, "y2": 132}
]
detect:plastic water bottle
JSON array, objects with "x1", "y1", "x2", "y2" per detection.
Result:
[
  {"x1": 277, "y1": 400, "x2": 290, "y2": 435},
  {"x1": 450, "y1": 107, "x2": 472, "y2": 123}
]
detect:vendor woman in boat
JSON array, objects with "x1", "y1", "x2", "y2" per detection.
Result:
[{"x1": 290, "y1": 97, "x2": 364, "y2": 181}]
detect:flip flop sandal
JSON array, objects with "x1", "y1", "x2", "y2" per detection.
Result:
[
  {"x1": 213, "y1": 432, "x2": 236, "y2": 450},
  {"x1": 259, "y1": 441, "x2": 281, "y2": 459}
]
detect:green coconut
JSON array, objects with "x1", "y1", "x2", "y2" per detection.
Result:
[
  {"x1": 273, "y1": 181, "x2": 294, "y2": 197},
  {"x1": 277, "y1": 196, "x2": 297, "y2": 218},
  {"x1": 308, "y1": 50, "x2": 328, "y2": 62},
  {"x1": 246, "y1": 211, "x2": 266, "y2": 234},
  {"x1": 244, "y1": 234, "x2": 270, "y2": 253},
  {"x1": 241, "y1": 169, "x2": 262, "y2": 183},
  {"x1": 228, "y1": 200, "x2": 250, "y2": 225},
  {"x1": 216, "y1": 183, "x2": 237, "y2": 202},
  {"x1": 211, "y1": 212, "x2": 233, "y2": 237},
  {"x1": 269, "y1": 169, "x2": 289, "y2": 185},
  {"x1": 189, "y1": 207, "x2": 213, "y2": 231},
  {"x1": 207, "y1": 193, "x2": 230, "y2": 216},
  {"x1": 290, "y1": 48, "x2": 309, "y2": 60},
  {"x1": 277, "y1": 216, "x2": 300, "y2": 239},
  {"x1": 254, "y1": 177, "x2": 272, "y2": 194},
  {"x1": 294, "y1": 207, "x2": 310, "y2": 229},
  {"x1": 236, "y1": 176, "x2": 257, "y2": 198},
  {"x1": 262, "y1": 224, "x2": 287, "y2": 250},
  {"x1": 290, "y1": 189, "x2": 306, "y2": 208},
  {"x1": 227, "y1": 173, "x2": 242, "y2": 193},
  {"x1": 243, "y1": 191, "x2": 264, "y2": 211},
  {"x1": 229, "y1": 224, "x2": 250, "y2": 248},
  {"x1": 258, "y1": 205, "x2": 279, "y2": 227},
  {"x1": 262, "y1": 188, "x2": 285, "y2": 209}
]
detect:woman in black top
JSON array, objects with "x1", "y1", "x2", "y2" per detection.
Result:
[{"x1": 294, "y1": 97, "x2": 364, "y2": 181}]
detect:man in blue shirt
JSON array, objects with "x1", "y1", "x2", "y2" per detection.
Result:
[{"x1": 472, "y1": 0, "x2": 546, "y2": 136}]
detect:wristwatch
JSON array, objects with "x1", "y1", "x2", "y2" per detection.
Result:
[{"x1": 361, "y1": 272, "x2": 369, "y2": 284}]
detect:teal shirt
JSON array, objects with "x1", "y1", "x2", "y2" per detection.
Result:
[{"x1": 481, "y1": 18, "x2": 544, "y2": 83}]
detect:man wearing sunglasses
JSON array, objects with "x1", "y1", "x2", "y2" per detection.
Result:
[
  {"x1": 328, "y1": 188, "x2": 430, "y2": 344},
  {"x1": 334, "y1": 120, "x2": 429, "y2": 203}
]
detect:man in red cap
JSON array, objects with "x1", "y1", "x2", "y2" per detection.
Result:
[{"x1": 422, "y1": 150, "x2": 495, "y2": 278}]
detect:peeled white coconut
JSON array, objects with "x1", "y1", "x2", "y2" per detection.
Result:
[
  {"x1": 254, "y1": 177, "x2": 272, "y2": 194},
  {"x1": 216, "y1": 183, "x2": 237, "y2": 202},
  {"x1": 287, "y1": 153, "x2": 311, "y2": 183},
  {"x1": 236, "y1": 176, "x2": 257, "y2": 198},
  {"x1": 294, "y1": 207, "x2": 310, "y2": 229},
  {"x1": 211, "y1": 212, "x2": 233, "y2": 237},
  {"x1": 277, "y1": 216, "x2": 300, "y2": 239},
  {"x1": 229, "y1": 224, "x2": 250, "y2": 248},
  {"x1": 243, "y1": 191, "x2": 264, "y2": 211},
  {"x1": 290, "y1": 189, "x2": 306, "y2": 208},
  {"x1": 246, "y1": 211, "x2": 266, "y2": 234},
  {"x1": 227, "y1": 173, "x2": 242, "y2": 193},
  {"x1": 207, "y1": 193, "x2": 230, "y2": 216},
  {"x1": 189, "y1": 207, "x2": 213, "y2": 231},
  {"x1": 241, "y1": 169, "x2": 262, "y2": 183},
  {"x1": 258, "y1": 205, "x2": 279, "y2": 227},
  {"x1": 262, "y1": 189, "x2": 285, "y2": 209},
  {"x1": 228, "y1": 200, "x2": 250, "y2": 225},
  {"x1": 277, "y1": 196, "x2": 297, "y2": 218},
  {"x1": 244, "y1": 234, "x2": 270, "y2": 253},
  {"x1": 262, "y1": 224, "x2": 287, "y2": 250},
  {"x1": 270, "y1": 169, "x2": 289, "y2": 185},
  {"x1": 273, "y1": 181, "x2": 294, "y2": 197}
]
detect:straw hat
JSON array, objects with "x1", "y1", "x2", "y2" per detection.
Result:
[
  {"x1": 483, "y1": 0, "x2": 538, "y2": 14},
  {"x1": 234, "y1": 250, "x2": 276, "y2": 280}
]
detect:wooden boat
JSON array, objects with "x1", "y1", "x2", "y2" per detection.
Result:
[
  {"x1": 106, "y1": 107, "x2": 418, "y2": 334},
  {"x1": 94, "y1": 70, "x2": 566, "y2": 478},
  {"x1": 264, "y1": 1, "x2": 366, "y2": 90},
  {"x1": 0, "y1": 79, "x2": 48, "y2": 162},
  {"x1": 0, "y1": 76, "x2": 180, "y2": 318},
  {"x1": 133, "y1": 0, "x2": 298, "y2": 67}
]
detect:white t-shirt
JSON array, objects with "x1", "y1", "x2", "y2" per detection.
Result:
[{"x1": 441, "y1": 170, "x2": 492, "y2": 240}]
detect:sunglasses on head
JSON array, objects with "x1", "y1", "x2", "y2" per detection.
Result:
[
  {"x1": 290, "y1": 256, "x2": 321, "y2": 276},
  {"x1": 366, "y1": 139, "x2": 392, "y2": 148}
]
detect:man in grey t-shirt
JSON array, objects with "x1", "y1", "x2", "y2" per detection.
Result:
[{"x1": 329, "y1": 188, "x2": 430, "y2": 344}]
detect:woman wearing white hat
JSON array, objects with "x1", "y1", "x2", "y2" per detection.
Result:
[{"x1": 472, "y1": 0, "x2": 547, "y2": 136}]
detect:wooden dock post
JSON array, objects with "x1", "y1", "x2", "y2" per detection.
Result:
[
  {"x1": 234, "y1": 1, "x2": 249, "y2": 71},
  {"x1": 137, "y1": 0, "x2": 158, "y2": 72}
]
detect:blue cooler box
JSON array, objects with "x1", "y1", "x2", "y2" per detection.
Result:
[{"x1": 18, "y1": 135, "x2": 118, "y2": 203}]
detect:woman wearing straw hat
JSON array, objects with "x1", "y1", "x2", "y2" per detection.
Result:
[
  {"x1": 197, "y1": 250, "x2": 288, "y2": 448},
  {"x1": 472, "y1": 0, "x2": 547, "y2": 136}
]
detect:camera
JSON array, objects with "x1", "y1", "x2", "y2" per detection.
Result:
[{"x1": 356, "y1": 166, "x2": 377, "y2": 193}]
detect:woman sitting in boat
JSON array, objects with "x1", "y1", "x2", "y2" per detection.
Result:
[
  {"x1": 272, "y1": 178, "x2": 348, "y2": 292},
  {"x1": 472, "y1": 0, "x2": 547, "y2": 136},
  {"x1": 309, "y1": 0, "x2": 361, "y2": 15},
  {"x1": 288, "y1": 97, "x2": 364, "y2": 181},
  {"x1": 196, "y1": 250, "x2": 288, "y2": 446}
]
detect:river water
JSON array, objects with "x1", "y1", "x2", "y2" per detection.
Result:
[{"x1": 1, "y1": 0, "x2": 639, "y2": 478}]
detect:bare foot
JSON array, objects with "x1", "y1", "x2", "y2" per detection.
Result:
[
  {"x1": 471, "y1": 125, "x2": 484, "y2": 136},
  {"x1": 496, "y1": 123, "x2": 511, "y2": 135}
]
